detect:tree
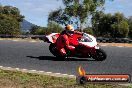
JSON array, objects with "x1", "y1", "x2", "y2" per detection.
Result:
[
  {"x1": 92, "y1": 11, "x2": 115, "y2": 37},
  {"x1": 30, "y1": 25, "x2": 39, "y2": 35},
  {"x1": 47, "y1": 21, "x2": 63, "y2": 33},
  {"x1": 92, "y1": 12, "x2": 129, "y2": 38},
  {"x1": 36, "y1": 27, "x2": 48, "y2": 35},
  {"x1": 48, "y1": 0, "x2": 112, "y2": 31},
  {"x1": 92, "y1": 11, "x2": 107, "y2": 36},
  {"x1": 30, "y1": 26, "x2": 48, "y2": 35},
  {"x1": 128, "y1": 16, "x2": 132, "y2": 38},
  {"x1": 29, "y1": 22, "x2": 63, "y2": 35},
  {"x1": 0, "y1": 5, "x2": 24, "y2": 35},
  {"x1": 83, "y1": 27, "x2": 93, "y2": 34},
  {"x1": 111, "y1": 20, "x2": 129, "y2": 38},
  {"x1": 0, "y1": 5, "x2": 24, "y2": 22},
  {"x1": 0, "y1": 14, "x2": 20, "y2": 35},
  {"x1": 111, "y1": 13, "x2": 129, "y2": 38}
]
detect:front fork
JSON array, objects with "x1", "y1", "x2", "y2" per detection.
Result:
[{"x1": 90, "y1": 44, "x2": 100, "y2": 56}]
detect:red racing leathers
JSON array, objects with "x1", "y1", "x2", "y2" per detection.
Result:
[
  {"x1": 69, "y1": 31, "x2": 82, "y2": 46},
  {"x1": 56, "y1": 30, "x2": 82, "y2": 56}
]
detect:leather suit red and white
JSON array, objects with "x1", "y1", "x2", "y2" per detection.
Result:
[{"x1": 56, "y1": 30, "x2": 82, "y2": 56}]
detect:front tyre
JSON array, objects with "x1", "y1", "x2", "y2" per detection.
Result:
[{"x1": 92, "y1": 48, "x2": 107, "y2": 61}]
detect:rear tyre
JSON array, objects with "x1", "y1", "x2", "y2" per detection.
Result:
[
  {"x1": 92, "y1": 48, "x2": 107, "y2": 61},
  {"x1": 49, "y1": 43, "x2": 66, "y2": 59},
  {"x1": 49, "y1": 43, "x2": 58, "y2": 56}
]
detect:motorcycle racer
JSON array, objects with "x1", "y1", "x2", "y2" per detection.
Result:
[{"x1": 56, "y1": 24, "x2": 82, "y2": 57}]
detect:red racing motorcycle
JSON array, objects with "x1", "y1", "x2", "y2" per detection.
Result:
[{"x1": 45, "y1": 32, "x2": 107, "y2": 61}]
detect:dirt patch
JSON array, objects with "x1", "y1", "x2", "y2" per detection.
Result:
[
  {"x1": 99, "y1": 43, "x2": 132, "y2": 47},
  {"x1": 0, "y1": 38, "x2": 42, "y2": 42}
]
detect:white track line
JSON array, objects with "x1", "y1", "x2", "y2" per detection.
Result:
[
  {"x1": 29, "y1": 41, "x2": 37, "y2": 42},
  {"x1": 55, "y1": 73, "x2": 61, "y2": 75},
  {"x1": 15, "y1": 68, "x2": 20, "y2": 70},
  {"x1": 69, "y1": 75, "x2": 75, "y2": 77},
  {"x1": 46, "y1": 72, "x2": 52, "y2": 74},
  {"x1": 62, "y1": 74, "x2": 68, "y2": 76},
  {"x1": 0, "y1": 66, "x2": 76, "y2": 78},
  {"x1": 30, "y1": 70, "x2": 37, "y2": 72},
  {"x1": 101, "y1": 45, "x2": 107, "y2": 46},
  {"x1": 0, "y1": 66, "x2": 3, "y2": 68},
  {"x1": 7, "y1": 67, "x2": 11, "y2": 69},
  {"x1": 39, "y1": 71, "x2": 44, "y2": 73},
  {"x1": 12, "y1": 40, "x2": 19, "y2": 41},
  {"x1": 22, "y1": 69, "x2": 27, "y2": 71},
  {"x1": 117, "y1": 46, "x2": 124, "y2": 47}
]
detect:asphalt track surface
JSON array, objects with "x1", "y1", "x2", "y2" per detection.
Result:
[{"x1": 0, "y1": 40, "x2": 132, "y2": 82}]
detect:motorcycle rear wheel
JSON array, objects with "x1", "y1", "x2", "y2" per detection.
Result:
[
  {"x1": 49, "y1": 43, "x2": 66, "y2": 59},
  {"x1": 49, "y1": 43, "x2": 58, "y2": 56}
]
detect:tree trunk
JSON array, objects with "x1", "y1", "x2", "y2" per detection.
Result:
[{"x1": 80, "y1": 24, "x2": 83, "y2": 32}]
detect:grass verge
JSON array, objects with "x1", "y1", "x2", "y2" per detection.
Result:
[{"x1": 0, "y1": 69, "x2": 131, "y2": 88}]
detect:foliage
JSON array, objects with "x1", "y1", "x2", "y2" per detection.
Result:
[
  {"x1": 128, "y1": 16, "x2": 132, "y2": 38},
  {"x1": 92, "y1": 12, "x2": 129, "y2": 38},
  {"x1": 0, "y1": 5, "x2": 24, "y2": 22},
  {"x1": 0, "y1": 14, "x2": 20, "y2": 35},
  {"x1": 48, "y1": 8, "x2": 67, "y2": 25},
  {"x1": 30, "y1": 26, "x2": 46, "y2": 35},
  {"x1": 29, "y1": 22, "x2": 63, "y2": 35},
  {"x1": 47, "y1": 21, "x2": 63, "y2": 33},
  {"x1": 0, "y1": 5, "x2": 24, "y2": 35},
  {"x1": 30, "y1": 25, "x2": 39, "y2": 35},
  {"x1": 111, "y1": 20, "x2": 129, "y2": 38},
  {"x1": 83, "y1": 27, "x2": 93, "y2": 34},
  {"x1": 48, "y1": 0, "x2": 111, "y2": 31}
]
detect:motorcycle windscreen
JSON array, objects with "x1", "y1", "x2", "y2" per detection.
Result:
[{"x1": 79, "y1": 33, "x2": 93, "y2": 42}]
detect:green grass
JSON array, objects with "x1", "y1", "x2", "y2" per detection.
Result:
[{"x1": 0, "y1": 69, "x2": 131, "y2": 88}]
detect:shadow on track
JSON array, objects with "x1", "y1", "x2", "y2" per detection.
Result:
[{"x1": 27, "y1": 56, "x2": 95, "y2": 61}]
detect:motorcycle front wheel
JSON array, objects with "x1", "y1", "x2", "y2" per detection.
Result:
[{"x1": 92, "y1": 48, "x2": 107, "y2": 61}]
